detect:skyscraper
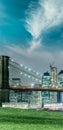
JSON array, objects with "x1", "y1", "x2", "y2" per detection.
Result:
[{"x1": 50, "y1": 65, "x2": 57, "y2": 87}]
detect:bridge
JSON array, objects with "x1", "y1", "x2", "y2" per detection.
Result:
[{"x1": 0, "y1": 55, "x2": 63, "y2": 108}]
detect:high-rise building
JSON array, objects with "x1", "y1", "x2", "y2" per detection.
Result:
[
  {"x1": 42, "y1": 72, "x2": 50, "y2": 87},
  {"x1": 42, "y1": 72, "x2": 50, "y2": 107},
  {"x1": 58, "y1": 70, "x2": 63, "y2": 87},
  {"x1": 50, "y1": 65, "x2": 57, "y2": 87},
  {"x1": 57, "y1": 70, "x2": 63, "y2": 103}
]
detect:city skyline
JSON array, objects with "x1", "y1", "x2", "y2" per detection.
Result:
[{"x1": 0, "y1": 0, "x2": 63, "y2": 73}]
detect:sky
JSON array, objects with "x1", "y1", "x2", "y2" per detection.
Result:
[{"x1": 0, "y1": 0, "x2": 63, "y2": 73}]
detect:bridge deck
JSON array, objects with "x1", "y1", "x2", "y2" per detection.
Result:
[{"x1": 9, "y1": 86, "x2": 63, "y2": 92}]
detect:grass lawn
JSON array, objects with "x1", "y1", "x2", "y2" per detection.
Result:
[{"x1": 0, "y1": 108, "x2": 63, "y2": 130}]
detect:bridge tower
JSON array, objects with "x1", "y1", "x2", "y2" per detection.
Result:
[{"x1": 0, "y1": 56, "x2": 9, "y2": 105}]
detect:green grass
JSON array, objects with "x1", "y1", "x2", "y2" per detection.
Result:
[{"x1": 0, "y1": 108, "x2": 63, "y2": 130}]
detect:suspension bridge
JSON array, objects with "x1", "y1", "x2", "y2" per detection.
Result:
[
  {"x1": 9, "y1": 57, "x2": 63, "y2": 92},
  {"x1": 0, "y1": 55, "x2": 63, "y2": 108}
]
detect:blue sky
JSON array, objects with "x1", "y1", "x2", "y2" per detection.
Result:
[{"x1": 0, "y1": 0, "x2": 63, "y2": 73}]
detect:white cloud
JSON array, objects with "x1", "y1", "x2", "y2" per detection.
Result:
[
  {"x1": 43, "y1": 0, "x2": 63, "y2": 27},
  {"x1": 25, "y1": 0, "x2": 63, "y2": 52}
]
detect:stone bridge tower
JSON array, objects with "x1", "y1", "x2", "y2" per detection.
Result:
[{"x1": 0, "y1": 56, "x2": 9, "y2": 105}]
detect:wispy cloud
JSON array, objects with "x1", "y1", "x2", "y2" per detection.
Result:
[{"x1": 25, "y1": 0, "x2": 63, "y2": 52}]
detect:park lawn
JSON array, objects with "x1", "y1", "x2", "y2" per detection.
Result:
[{"x1": 0, "y1": 108, "x2": 63, "y2": 130}]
